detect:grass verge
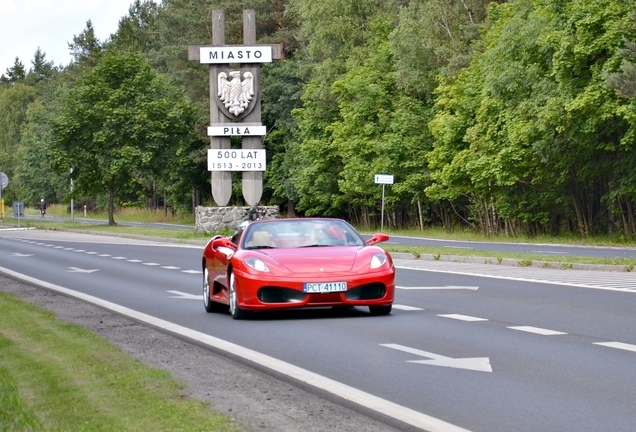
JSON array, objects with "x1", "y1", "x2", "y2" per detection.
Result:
[
  {"x1": 0, "y1": 292, "x2": 236, "y2": 431},
  {"x1": 380, "y1": 244, "x2": 636, "y2": 269}
]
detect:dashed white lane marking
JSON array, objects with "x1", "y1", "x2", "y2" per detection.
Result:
[
  {"x1": 98, "y1": 254, "x2": 111, "y2": 257},
  {"x1": 182, "y1": 270, "x2": 202, "y2": 274},
  {"x1": 143, "y1": 262, "x2": 161, "y2": 266},
  {"x1": 111, "y1": 256, "x2": 127, "y2": 260},
  {"x1": 393, "y1": 304, "x2": 423, "y2": 311},
  {"x1": 507, "y1": 326, "x2": 567, "y2": 336},
  {"x1": 594, "y1": 342, "x2": 636, "y2": 353},
  {"x1": 440, "y1": 314, "x2": 488, "y2": 322},
  {"x1": 127, "y1": 259, "x2": 143, "y2": 263},
  {"x1": 161, "y1": 266, "x2": 181, "y2": 270}
]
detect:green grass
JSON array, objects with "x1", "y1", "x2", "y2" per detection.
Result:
[
  {"x1": 380, "y1": 244, "x2": 636, "y2": 269},
  {"x1": 24, "y1": 204, "x2": 195, "y2": 225},
  {"x1": 376, "y1": 225, "x2": 636, "y2": 247},
  {"x1": 0, "y1": 292, "x2": 237, "y2": 432}
]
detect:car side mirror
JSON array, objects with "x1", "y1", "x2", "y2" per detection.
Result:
[
  {"x1": 366, "y1": 233, "x2": 389, "y2": 246},
  {"x1": 212, "y1": 236, "x2": 237, "y2": 251}
]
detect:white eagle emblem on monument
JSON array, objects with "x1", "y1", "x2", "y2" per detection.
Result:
[{"x1": 218, "y1": 71, "x2": 254, "y2": 116}]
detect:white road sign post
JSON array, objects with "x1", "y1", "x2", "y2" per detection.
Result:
[{"x1": 374, "y1": 174, "x2": 394, "y2": 231}]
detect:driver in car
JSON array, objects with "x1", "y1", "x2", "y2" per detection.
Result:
[{"x1": 307, "y1": 223, "x2": 330, "y2": 245}]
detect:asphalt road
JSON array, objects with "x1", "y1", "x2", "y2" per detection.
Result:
[{"x1": 1, "y1": 229, "x2": 636, "y2": 431}]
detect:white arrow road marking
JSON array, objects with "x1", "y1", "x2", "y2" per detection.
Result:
[
  {"x1": 167, "y1": 290, "x2": 201, "y2": 300},
  {"x1": 381, "y1": 343, "x2": 492, "y2": 373},
  {"x1": 67, "y1": 267, "x2": 100, "y2": 273},
  {"x1": 396, "y1": 285, "x2": 479, "y2": 290},
  {"x1": 11, "y1": 253, "x2": 33, "y2": 257},
  {"x1": 594, "y1": 342, "x2": 636, "y2": 353}
]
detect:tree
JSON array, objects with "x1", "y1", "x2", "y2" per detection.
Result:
[
  {"x1": 0, "y1": 83, "x2": 37, "y2": 200},
  {"x1": 26, "y1": 48, "x2": 57, "y2": 85},
  {"x1": 68, "y1": 20, "x2": 103, "y2": 67},
  {"x1": 110, "y1": 0, "x2": 159, "y2": 52},
  {"x1": 607, "y1": 40, "x2": 636, "y2": 99},
  {"x1": 0, "y1": 57, "x2": 27, "y2": 86},
  {"x1": 51, "y1": 50, "x2": 198, "y2": 224}
]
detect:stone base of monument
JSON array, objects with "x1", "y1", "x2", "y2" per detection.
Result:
[{"x1": 195, "y1": 205, "x2": 280, "y2": 233}]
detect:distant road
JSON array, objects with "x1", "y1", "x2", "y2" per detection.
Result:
[
  {"x1": 15, "y1": 215, "x2": 194, "y2": 231},
  {"x1": 10, "y1": 214, "x2": 636, "y2": 259}
]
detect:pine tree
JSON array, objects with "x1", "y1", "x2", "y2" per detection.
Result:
[
  {"x1": 1, "y1": 57, "x2": 27, "y2": 86},
  {"x1": 28, "y1": 48, "x2": 56, "y2": 84},
  {"x1": 68, "y1": 20, "x2": 103, "y2": 67}
]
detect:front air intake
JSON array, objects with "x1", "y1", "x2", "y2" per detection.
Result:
[{"x1": 344, "y1": 283, "x2": 386, "y2": 300}]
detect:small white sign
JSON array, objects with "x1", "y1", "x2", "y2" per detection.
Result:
[
  {"x1": 207, "y1": 125, "x2": 267, "y2": 136},
  {"x1": 200, "y1": 46, "x2": 273, "y2": 64},
  {"x1": 208, "y1": 149, "x2": 266, "y2": 172},
  {"x1": 374, "y1": 174, "x2": 394, "y2": 185}
]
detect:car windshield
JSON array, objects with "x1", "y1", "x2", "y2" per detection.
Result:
[{"x1": 241, "y1": 219, "x2": 366, "y2": 250}]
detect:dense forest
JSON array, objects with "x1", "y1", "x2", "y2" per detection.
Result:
[{"x1": 1, "y1": 0, "x2": 635, "y2": 235}]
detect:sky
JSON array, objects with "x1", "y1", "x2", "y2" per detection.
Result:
[{"x1": 0, "y1": 0, "x2": 139, "y2": 75}]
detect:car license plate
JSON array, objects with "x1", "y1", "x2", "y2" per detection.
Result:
[{"x1": 303, "y1": 282, "x2": 347, "y2": 293}]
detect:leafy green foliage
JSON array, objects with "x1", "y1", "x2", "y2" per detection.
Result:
[
  {"x1": 2, "y1": 0, "x2": 636, "y2": 236},
  {"x1": 50, "y1": 50, "x2": 198, "y2": 224}
]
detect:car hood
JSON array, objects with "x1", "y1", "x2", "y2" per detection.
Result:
[{"x1": 264, "y1": 247, "x2": 358, "y2": 273}]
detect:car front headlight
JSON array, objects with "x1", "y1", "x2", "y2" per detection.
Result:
[
  {"x1": 370, "y1": 253, "x2": 388, "y2": 269},
  {"x1": 244, "y1": 257, "x2": 270, "y2": 272}
]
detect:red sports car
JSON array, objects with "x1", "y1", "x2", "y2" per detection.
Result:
[{"x1": 202, "y1": 218, "x2": 395, "y2": 319}]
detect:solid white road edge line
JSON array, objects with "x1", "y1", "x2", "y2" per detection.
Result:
[{"x1": 0, "y1": 265, "x2": 470, "y2": 432}]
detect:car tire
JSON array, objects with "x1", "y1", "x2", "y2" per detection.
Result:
[
  {"x1": 203, "y1": 266, "x2": 226, "y2": 313},
  {"x1": 369, "y1": 305, "x2": 392, "y2": 316},
  {"x1": 229, "y1": 271, "x2": 249, "y2": 320}
]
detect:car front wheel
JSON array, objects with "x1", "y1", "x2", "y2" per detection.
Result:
[
  {"x1": 203, "y1": 266, "x2": 226, "y2": 313},
  {"x1": 229, "y1": 271, "x2": 249, "y2": 320}
]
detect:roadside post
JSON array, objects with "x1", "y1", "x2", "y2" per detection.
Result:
[
  {"x1": 0, "y1": 172, "x2": 8, "y2": 227},
  {"x1": 70, "y1": 167, "x2": 74, "y2": 222},
  {"x1": 13, "y1": 201, "x2": 24, "y2": 227},
  {"x1": 374, "y1": 174, "x2": 394, "y2": 231}
]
